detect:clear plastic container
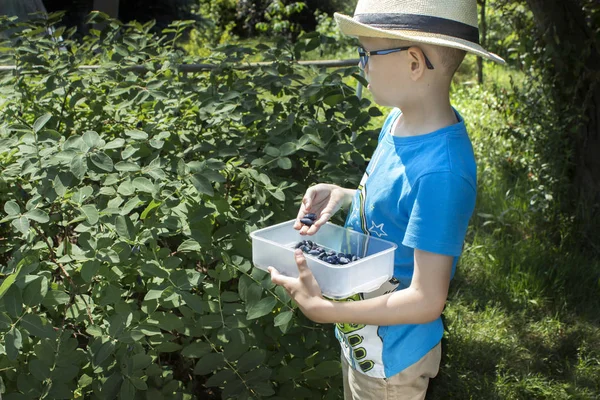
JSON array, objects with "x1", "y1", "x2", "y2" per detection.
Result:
[{"x1": 250, "y1": 219, "x2": 397, "y2": 299}]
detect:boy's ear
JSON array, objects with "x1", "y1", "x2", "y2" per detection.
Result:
[{"x1": 407, "y1": 47, "x2": 427, "y2": 80}]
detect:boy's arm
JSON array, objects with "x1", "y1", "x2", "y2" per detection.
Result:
[{"x1": 269, "y1": 248, "x2": 452, "y2": 325}]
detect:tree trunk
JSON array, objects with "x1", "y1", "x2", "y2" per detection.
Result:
[
  {"x1": 525, "y1": 0, "x2": 600, "y2": 230},
  {"x1": 477, "y1": 0, "x2": 486, "y2": 85}
]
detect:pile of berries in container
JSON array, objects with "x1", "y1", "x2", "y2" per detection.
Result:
[{"x1": 295, "y1": 213, "x2": 361, "y2": 265}]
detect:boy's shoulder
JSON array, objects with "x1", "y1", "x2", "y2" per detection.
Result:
[{"x1": 378, "y1": 108, "x2": 476, "y2": 189}]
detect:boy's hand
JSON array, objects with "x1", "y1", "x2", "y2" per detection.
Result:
[
  {"x1": 294, "y1": 184, "x2": 354, "y2": 235},
  {"x1": 268, "y1": 249, "x2": 330, "y2": 323}
]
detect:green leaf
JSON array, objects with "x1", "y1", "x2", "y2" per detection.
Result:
[
  {"x1": 86, "y1": 325, "x2": 103, "y2": 337},
  {"x1": 193, "y1": 352, "x2": 225, "y2": 376},
  {"x1": 180, "y1": 291, "x2": 203, "y2": 314},
  {"x1": 12, "y1": 216, "x2": 30, "y2": 235},
  {"x1": 70, "y1": 155, "x2": 88, "y2": 179},
  {"x1": 237, "y1": 349, "x2": 266, "y2": 373},
  {"x1": 81, "y1": 205, "x2": 99, "y2": 225},
  {"x1": 140, "y1": 199, "x2": 162, "y2": 219},
  {"x1": 274, "y1": 310, "x2": 293, "y2": 327},
  {"x1": 190, "y1": 174, "x2": 214, "y2": 196},
  {"x1": 24, "y1": 209, "x2": 49, "y2": 223},
  {"x1": 323, "y1": 93, "x2": 344, "y2": 106},
  {"x1": 206, "y1": 369, "x2": 235, "y2": 388},
  {"x1": 177, "y1": 240, "x2": 201, "y2": 252},
  {"x1": 5, "y1": 327, "x2": 22, "y2": 360},
  {"x1": 0, "y1": 273, "x2": 17, "y2": 300},
  {"x1": 271, "y1": 189, "x2": 285, "y2": 201},
  {"x1": 43, "y1": 290, "x2": 70, "y2": 306},
  {"x1": 81, "y1": 260, "x2": 100, "y2": 282},
  {"x1": 315, "y1": 360, "x2": 341, "y2": 377},
  {"x1": 132, "y1": 353, "x2": 152, "y2": 370},
  {"x1": 125, "y1": 130, "x2": 148, "y2": 140},
  {"x1": 265, "y1": 146, "x2": 280, "y2": 157},
  {"x1": 120, "y1": 378, "x2": 136, "y2": 398},
  {"x1": 72, "y1": 186, "x2": 93, "y2": 204},
  {"x1": 30, "y1": 358, "x2": 51, "y2": 381},
  {"x1": 33, "y1": 113, "x2": 52, "y2": 133},
  {"x1": 23, "y1": 276, "x2": 48, "y2": 307},
  {"x1": 4, "y1": 200, "x2": 20, "y2": 216},
  {"x1": 246, "y1": 297, "x2": 277, "y2": 320},
  {"x1": 141, "y1": 262, "x2": 169, "y2": 279},
  {"x1": 82, "y1": 130, "x2": 102, "y2": 149},
  {"x1": 117, "y1": 181, "x2": 135, "y2": 196},
  {"x1": 20, "y1": 314, "x2": 54, "y2": 339},
  {"x1": 0, "y1": 313, "x2": 12, "y2": 330},
  {"x1": 280, "y1": 142, "x2": 296, "y2": 156},
  {"x1": 277, "y1": 157, "x2": 292, "y2": 169},
  {"x1": 129, "y1": 376, "x2": 148, "y2": 390},
  {"x1": 120, "y1": 196, "x2": 142, "y2": 215},
  {"x1": 115, "y1": 215, "x2": 135, "y2": 240},
  {"x1": 144, "y1": 289, "x2": 163, "y2": 301},
  {"x1": 4, "y1": 285, "x2": 23, "y2": 318},
  {"x1": 114, "y1": 161, "x2": 140, "y2": 172},
  {"x1": 104, "y1": 138, "x2": 125, "y2": 149},
  {"x1": 94, "y1": 341, "x2": 115, "y2": 367},
  {"x1": 133, "y1": 177, "x2": 154, "y2": 193},
  {"x1": 90, "y1": 152, "x2": 114, "y2": 172},
  {"x1": 181, "y1": 341, "x2": 211, "y2": 358}
]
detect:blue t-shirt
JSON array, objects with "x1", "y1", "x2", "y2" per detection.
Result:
[{"x1": 335, "y1": 107, "x2": 477, "y2": 378}]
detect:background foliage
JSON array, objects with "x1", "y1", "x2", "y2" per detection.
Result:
[
  {"x1": 0, "y1": 11, "x2": 380, "y2": 399},
  {"x1": 1, "y1": 1, "x2": 599, "y2": 399}
]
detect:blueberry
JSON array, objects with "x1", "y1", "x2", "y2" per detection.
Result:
[
  {"x1": 339, "y1": 257, "x2": 349, "y2": 264},
  {"x1": 307, "y1": 240, "x2": 314, "y2": 248},
  {"x1": 300, "y1": 218, "x2": 314, "y2": 226},
  {"x1": 295, "y1": 242, "x2": 304, "y2": 249},
  {"x1": 304, "y1": 213, "x2": 317, "y2": 220},
  {"x1": 301, "y1": 245, "x2": 311, "y2": 252},
  {"x1": 326, "y1": 251, "x2": 336, "y2": 256},
  {"x1": 308, "y1": 250, "x2": 321, "y2": 256}
]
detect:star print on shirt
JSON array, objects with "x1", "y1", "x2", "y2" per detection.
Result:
[{"x1": 368, "y1": 221, "x2": 387, "y2": 237}]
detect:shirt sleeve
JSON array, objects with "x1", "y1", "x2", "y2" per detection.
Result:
[{"x1": 402, "y1": 172, "x2": 476, "y2": 256}]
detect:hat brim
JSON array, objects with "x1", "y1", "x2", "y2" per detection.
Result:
[{"x1": 334, "y1": 12, "x2": 505, "y2": 64}]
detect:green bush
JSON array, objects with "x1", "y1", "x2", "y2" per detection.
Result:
[{"x1": 0, "y1": 13, "x2": 381, "y2": 399}]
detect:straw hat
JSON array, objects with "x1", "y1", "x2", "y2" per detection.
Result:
[{"x1": 334, "y1": 0, "x2": 505, "y2": 64}]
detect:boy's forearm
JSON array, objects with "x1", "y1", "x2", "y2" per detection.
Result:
[{"x1": 314, "y1": 287, "x2": 444, "y2": 326}]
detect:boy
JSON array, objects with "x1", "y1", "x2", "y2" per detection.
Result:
[{"x1": 268, "y1": 0, "x2": 505, "y2": 398}]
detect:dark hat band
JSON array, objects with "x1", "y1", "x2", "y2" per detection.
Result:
[{"x1": 353, "y1": 13, "x2": 480, "y2": 44}]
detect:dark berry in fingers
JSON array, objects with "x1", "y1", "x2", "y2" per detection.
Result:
[
  {"x1": 304, "y1": 213, "x2": 317, "y2": 220},
  {"x1": 300, "y1": 218, "x2": 314, "y2": 226}
]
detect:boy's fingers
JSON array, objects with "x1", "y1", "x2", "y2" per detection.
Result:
[
  {"x1": 303, "y1": 187, "x2": 315, "y2": 210},
  {"x1": 294, "y1": 249, "x2": 311, "y2": 276},
  {"x1": 307, "y1": 212, "x2": 330, "y2": 234},
  {"x1": 268, "y1": 267, "x2": 292, "y2": 288}
]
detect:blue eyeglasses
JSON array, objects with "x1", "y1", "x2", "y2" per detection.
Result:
[{"x1": 357, "y1": 46, "x2": 435, "y2": 70}]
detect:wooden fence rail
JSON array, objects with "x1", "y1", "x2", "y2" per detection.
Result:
[{"x1": 0, "y1": 59, "x2": 359, "y2": 73}]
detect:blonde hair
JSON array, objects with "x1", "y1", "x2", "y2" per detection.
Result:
[{"x1": 434, "y1": 45, "x2": 467, "y2": 77}]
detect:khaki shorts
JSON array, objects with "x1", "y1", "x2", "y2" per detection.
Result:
[{"x1": 342, "y1": 342, "x2": 441, "y2": 400}]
